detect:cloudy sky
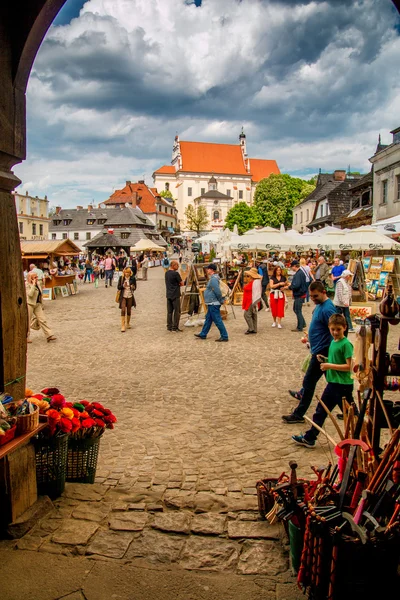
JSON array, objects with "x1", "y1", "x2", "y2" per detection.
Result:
[{"x1": 15, "y1": 0, "x2": 400, "y2": 208}]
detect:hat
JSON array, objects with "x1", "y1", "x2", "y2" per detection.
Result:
[
  {"x1": 207, "y1": 263, "x2": 217, "y2": 271},
  {"x1": 245, "y1": 267, "x2": 262, "y2": 279},
  {"x1": 291, "y1": 260, "x2": 299, "y2": 267},
  {"x1": 341, "y1": 269, "x2": 353, "y2": 278}
]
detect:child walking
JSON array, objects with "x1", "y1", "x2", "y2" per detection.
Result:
[
  {"x1": 292, "y1": 313, "x2": 353, "y2": 448},
  {"x1": 93, "y1": 266, "x2": 100, "y2": 288}
]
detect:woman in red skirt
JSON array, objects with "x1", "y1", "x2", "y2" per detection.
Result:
[{"x1": 269, "y1": 266, "x2": 289, "y2": 328}]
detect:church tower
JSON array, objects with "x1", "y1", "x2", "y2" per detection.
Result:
[
  {"x1": 208, "y1": 174, "x2": 217, "y2": 191},
  {"x1": 239, "y1": 127, "x2": 247, "y2": 159},
  {"x1": 171, "y1": 135, "x2": 182, "y2": 171}
]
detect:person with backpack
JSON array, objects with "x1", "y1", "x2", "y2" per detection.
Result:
[
  {"x1": 256, "y1": 259, "x2": 270, "y2": 311},
  {"x1": 162, "y1": 254, "x2": 170, "y2": 272},
  {"x1": 194, "y1": 264, "x2": 228, "y2": 342},
  {"x1": 288, "y1": 260, "x2": 307, "y2": 332},
  {"x1": 242, "y1": 268, "x2": 262, "y2": 334}
]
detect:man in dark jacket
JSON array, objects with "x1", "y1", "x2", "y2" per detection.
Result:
[
  {"x1": 289, "y1": 260, "x2": 307, "y2": 332},
  {"x1": 256, "y1": 260, "x2": 269, "y2": 311},
  {"x1": 165, "y1": 260, "x2": 184, "y2": 331}
]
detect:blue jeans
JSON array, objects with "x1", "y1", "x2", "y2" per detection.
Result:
[
  {"x1": 304, "y1": 382, "x2": 353, "y2": 442},
  {"x1": 199, "y1": 304, "x2": 228, "y2": 340},
  {"x1": 293, "y1": 297, "x2": 306, "y2": 330},
  {"x1": 293, "y1": 348, "x2": 330, "y2": 418},
  {"x1": 84, "y1": 270, "x2": 92, "y2": 282},
  {"x1": 105, "y1": 270, "x2": 113, "y2": 285}
]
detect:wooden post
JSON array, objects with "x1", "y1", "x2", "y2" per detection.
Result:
[{"x1": 0, "y1": 166, "x2": 27, "y2": 401}]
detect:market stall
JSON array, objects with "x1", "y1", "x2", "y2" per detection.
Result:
[
  {"x1": 130, "y1": 239, "x2": 165, "y2": 267},
  {"x1": 21, "y1": 239, "x2": 81, "y2": 298}
]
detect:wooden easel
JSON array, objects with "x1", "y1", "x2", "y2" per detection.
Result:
[{"x1": 179, "y1": 263, "x2": 229, "y2": 320}]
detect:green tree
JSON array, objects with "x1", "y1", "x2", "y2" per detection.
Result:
[
  {"x1": 225, "y1": 201, "x2": 256, "y2": 234},
  {"x1": 159, "y1": 189, "x2": 174, "y2": 200},
  {"x1": 184, "y1": 204, "x2": 209, "y2": 235},
  {"x1": 253, "y1": 174, "x2": 316, "y2": 228}
]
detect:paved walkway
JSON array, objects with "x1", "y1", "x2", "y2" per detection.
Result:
[{"x1": 3, "y1": 267, "x2": 357, "y2": 598}]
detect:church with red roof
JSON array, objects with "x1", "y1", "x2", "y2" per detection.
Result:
[{"x1": 152, "y1": 130, "x2": 280, "y2": 230}]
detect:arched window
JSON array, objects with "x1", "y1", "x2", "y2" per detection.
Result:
[
  {"x1": 213, "y1": 210, "x2": 220, "y2": 221},
  {"x1": 165, "y1": 182, "x2": 170, "y2": 191}
]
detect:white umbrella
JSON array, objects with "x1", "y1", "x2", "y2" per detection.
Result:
[
  {"x1": 224, "y1": 231, "x2": 306, "y2": 251},
  {"x1": 131, "y1": 239, "x2": 165, "y2": 252},
  {"x1": 246, "y1": 226, "x2": 279, "y2": 234},
  {"x1": 311, "y1": 226, "x2": 400, "y2": 251},
  {"x1": 309, "y1": 225, "x2": 342, "y2": 236}
]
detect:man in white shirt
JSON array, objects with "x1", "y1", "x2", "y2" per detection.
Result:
[
  {"x1": 141, "y1": 255, "x2": 149, "y2": 281},
  {"x1": 30, "y1": 263, "x2": 44, "y2": 283}
]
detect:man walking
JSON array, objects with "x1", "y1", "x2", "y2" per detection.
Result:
[
  {"x1": 194, "y1": 264, "x2": 228, "y2": 342},
  {"x1": 289, "y1": 260, "x2": 307, "y2": 332},
  {"x1": 256, "y1": 259, "x2": 269, "y2": 311},
  {"x1": 165, "y1": 260, "x2": 184, "y2": 332},
  {"x1": 314, "y1": 256, "x2": 329, "y2": 286},
  {"x1": 117, "y1": 251, "x2": 127, "y2": 271},
  {"x1": 282, "y1": 281, "x2": 337, "y2": 423},
  {"x1": 331, "y1": 257, "x2": 345, "y2": 286}
]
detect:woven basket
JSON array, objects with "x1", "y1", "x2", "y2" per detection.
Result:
[
  {"x1": 16, "y1": 404, "x2": 39, "y2": 434},
  {"x1": 34, "y1": 434, "x2": 68, "y2": 499},
  {"x1": 66, "y1": 434, "x2": 102, "y2": 484}
]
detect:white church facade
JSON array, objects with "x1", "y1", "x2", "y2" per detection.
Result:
[{"x1": 152, "y1": 131, "x2": 280, "y2": 231}]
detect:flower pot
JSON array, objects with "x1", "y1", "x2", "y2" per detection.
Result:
[
  {"x1": 66, "y1": 435, "x2": 102, "y2": 484},
  {"x1": 33, "y1": 433, "x2": 68, "y2": 499}
]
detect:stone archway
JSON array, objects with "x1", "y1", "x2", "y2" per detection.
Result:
[{"x1": 0, "y1": 0, "x2": 400, "y2": 399}]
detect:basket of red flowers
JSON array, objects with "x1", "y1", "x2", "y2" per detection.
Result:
[{"x1": 28, "y1": 388, "x2": 117, "y2": 491}]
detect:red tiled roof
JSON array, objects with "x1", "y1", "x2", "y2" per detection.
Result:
[
  {"x1": 179, "y1": 141, "x2": 248, "y2": 175},
  {"x1": 104, "y1": 185, "x2": 138, "y2": 205},
  {"x1": 153, "y1": 165, "x2": 176, "y2": 175},
  {"x1": 105, "y1": 182, "x2": 164, "y2": 214},
  {"x1": 250, "y1": 159, "x2": 280, "y2": 182}
]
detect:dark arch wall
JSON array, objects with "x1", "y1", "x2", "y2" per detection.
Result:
[{"x1": 0, "y1": 0, "x2": 399, "y2": 399}]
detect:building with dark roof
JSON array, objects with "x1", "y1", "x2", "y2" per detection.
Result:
[
  {"x1": 193, "y1": 175, "x2": 233, "y2": 230},
  {"x1": 336, "y1": 171, "x2": 373, "y2": 229},
  {"x1": 49, "y1": 205, "x2": 166, "y2": 251},
  {"x1": 370, "y1": 126, "x2": 400, "y2": 224}
]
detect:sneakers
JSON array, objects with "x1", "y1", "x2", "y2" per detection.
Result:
[
  {"x1": 289, "y1": 390, "x2": 302, "y2": 401},
  {"x1": 265, "y1": 307, "x2": 270, "y2": 312},
  {"x1": 348, "y1": 328, "x2": 355, "y2": 333},
  {"x1": 292, "y1": 434, "x2": 315, "y2": 448},
  {"x1": 271, "y1": 322, "x2": 276, "y2": 327},
  {"x1": 282, "y1": 413, "x2": 305, "y2": 424},
  {"x1": 194, "y1": 333, "x2": 206, "y2": 339},
  {"x1": 278, "y1": 324, "x2": 282, "y2": 329}
]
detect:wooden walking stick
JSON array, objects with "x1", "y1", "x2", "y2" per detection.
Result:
[
  {"x1": 375, "y1": 390, "x2": 394, "y2": 436},
  {"x1": 315, "y1": 394, "x2": 344, "y2": 440},
  {"x1": 303, "y1": 415, "x2": 338, "y2": 446}
]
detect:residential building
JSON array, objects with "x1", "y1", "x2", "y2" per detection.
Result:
[
  {"x1": 292, "y1": 171, "x2": 347, "y2": 232},
  {"x1": 152, "y1": 130, "x2": 280, "y2": 230},
  {"x1": 104, "y1": 180, "x2": 178, "y2": 242},
  {"x1": 14, "y1": 190, "x2": 50, "y2": 240},
  {"x1": 48, "y1": 205, "x2": 165, "y2": 251},
  {"x1": 370, "y1": 126, "x2": 400, "y2": 223},
  {"x1": 336, "y1": 172, "x2": 373, "y2": 230}
]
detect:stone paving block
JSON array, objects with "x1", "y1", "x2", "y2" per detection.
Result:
[
  {"x1": 228, "y1": 521, "x2": 281, "y2": 540},
  {"x1": 72, "y1": 505, "x2": 110, "y2": 522},
  {"x1": 191, "y1": 513, "x2": 226, "y2": 535},
  {"x1": 16, "y1": 534, "x2": 46, "y2": 551},
  {"x1": 152, "y1": 512, "x2": 191, "y2": 534},
  {"x1": 62, "y1": 483, "x2": 109, "y2": 502},
  {"x1": 237, "y1": 540, "x2": 288, "y2": 575},
  {"x1": 126, "y1": 529, "x2": 185, "y2": 564},
  {"x1": 127, "y1": 502, "x2": 146, "y2": 511},
  {"x1": 276, "y1": 583, "x2": 304, "y2": 600},
  {"x1": 146, "y1": 503, "x2": 163, "y2": 512},
  {"x1": 87, "y1": 530, "x2": 133, "y2": 559},
  {"x1": 179, "y1": 536, "x2": 239, "y2": 572},
  {"x1": 109, "y1": 512, "x2": 149, "y2": 531},
  {"x1": 52, "y1": 520, "x2": 99, "y2": 545}
]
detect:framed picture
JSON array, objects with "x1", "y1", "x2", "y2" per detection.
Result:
[
  {"x1": 382, "y1": 256, "x2": 395, "y2": 272},
  {"x1": 180, "y1": 294, "x2": 191, "y2": 313},
  {"x1": 349, "y1": 306, "x2": 372, "y2": 320},
  {"x1": 66, "y1": 283, "x2": 73, "y2": 295},
  {"x1": 376, "y1": 288, "x2": 384, "y2": 299},
  {"x1": 61, "y1": 286, "x2": 69, "y2": 298},
  {"x1": 195, "y1": 266, "x2": 206, "y2": 280},
  {"x1": 369, "y1": 256, "x2": 383, "y2": 278},
  {"x1": 379, "y1": 272, "x2": 389, "y2": 287},
  {"x1": 54, "y1": 286, "x2": 62, "y2": 298},
  {"x1": 70, "y1": 284, "x2": 76, "y2": 295},
  {"x1": 42, "y1": 288, "x2": 53, "y2": 301},
  {"x1": 362, "y1": 257, "x2": 371, "y2": 272},
  {"x1": 73, "y1": 280, "x2": 79, "y2": 294}
]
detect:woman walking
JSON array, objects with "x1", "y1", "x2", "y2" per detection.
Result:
[
  {"x1": 117, "y1": 267, "x2": 136, "y2": 332},
  {"x1": 26, "y1": 272, "x2": 56, "y2": 343},
  {"x1": 300, "y1": 257, "x2": 312, "y2": 306},
  {"x1": 269, "y1": 266, "x2": 288, "y2": 328},
  {"x1": 242, "y1": 268, "x2": 262, "y2": 334}
]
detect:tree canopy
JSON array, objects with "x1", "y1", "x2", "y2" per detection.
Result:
[
  {"x1": 224, "y1": 201, "x2": 257, "y2": 234},
  {"x1": 184, "y1": 204, "x2": 209, "y2": 235},
  {"x1": 159, "y1": 189, "x2": 174, "y2": 200},
  {"x1": 253, "y1": 174, "x2": 316, "y2": 229}
]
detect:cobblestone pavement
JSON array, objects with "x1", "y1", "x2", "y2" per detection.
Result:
[{"x1": 16, "y1": 266, "x2": 374, "y2": 594}]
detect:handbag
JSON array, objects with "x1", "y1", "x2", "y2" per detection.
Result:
[{"x1": 115, "y1": 290, "x2": 121, "y2": 303}]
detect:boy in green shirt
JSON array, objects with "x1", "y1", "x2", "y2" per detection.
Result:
[{"x1": 292, "y1": 314, "x2": 353, "y2": 448}]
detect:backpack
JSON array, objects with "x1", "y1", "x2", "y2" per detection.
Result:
[
  {"x1": 163, "y1": 258, "x2": 169, "y2": 267},
  {"x1": 219, "y1": 279, "x2": 230, "y2": 299}
]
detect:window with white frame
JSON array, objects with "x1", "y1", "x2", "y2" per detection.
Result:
[
  {"x1": 201, "y1": 188, "x2": 205, "y2": 195},
  {"x1": 52, "y1": 233, "x2": 56, "y2": 240},
  {"x1": 294, "y1": 213, "x2": 298, "y2": 225},
  {"x1": 306, "y1": 208, "x2": 309, "y2": 221},
  {"x1": 188, "y1": 187, "x2": 192, "y2": 196},
  {"x1": 19, "y1": 222, "x2": 23, "y2": 234},
  {"x1": 74, "y1": 233, "x2": 79, "y2": 240},
  {"x1": 62, "y1": 233, "x2": 67, "y2": 239},
  {"x1": 226, "y1": 188, "x2": 231, "y2": 197},
  {"x1": 213, "y1": 210, "x2": 220, "y2": 221},
  {"x1": 238, "y1": 190, "x2": 243, "y2": 199},
  {"x1": 32, "y1": 223, "x2": 37, "y2": 235},
  {"x1": 39, "y1": 224, "x2": 43, "y2": 235},
  {"x1": 396, "y1": 175, "x2": 400, "y2": 201}
]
